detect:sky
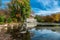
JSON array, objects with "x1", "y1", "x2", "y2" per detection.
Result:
[
  {"x1": 30, "y1": 0, "x2": 60, "y2": 15},
  {"x1": 1, "y1": 0, "x2": 60, "y2": 15}
]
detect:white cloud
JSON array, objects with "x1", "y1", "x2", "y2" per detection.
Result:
[
  {"x1": 32, "y1": 0, "x2": 60, "y2": 16},
  {"x1": 34, "y1": 7, "x2": 60, "y2": 16},
  {"x1": 37, "y1": 0, "x2": 51, "y2": 6}
]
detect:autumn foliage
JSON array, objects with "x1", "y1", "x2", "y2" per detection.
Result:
[{"x1": 35, "y1": 13, "x2": 60, "y2": 23}]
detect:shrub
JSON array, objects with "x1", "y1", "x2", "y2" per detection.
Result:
[
  {"x1": 12, "y1": 18, "x2": 17, "y2": 22},
  {"x1": 7, "y1": 17, "x2": 12, "y2": 23}
]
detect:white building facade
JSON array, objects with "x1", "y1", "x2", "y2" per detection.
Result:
[
  {"x1": 26, "y1": 18, "x2": 37, "y2": 28},
  {"x1": 26, "y1": 12, "x2": 37, "y2": 28}
]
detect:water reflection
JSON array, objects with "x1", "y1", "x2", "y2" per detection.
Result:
[{"x1": 30, "y1": 28, "x2": 60, "y2": 40}]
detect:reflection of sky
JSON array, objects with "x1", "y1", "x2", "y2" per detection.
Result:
[
  {"x1": 30, "y1": 29, "x2": 60, "y2": 40},
  {"x1": 1, "y1": 0, "x2": 60, "y2": 15}
]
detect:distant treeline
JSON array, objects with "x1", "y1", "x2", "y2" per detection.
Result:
[{"x1": 35, "y1": 13, "x2": 60, "y2": 23}]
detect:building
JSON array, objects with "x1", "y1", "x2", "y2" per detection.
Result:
[{"x1": 26, "y1": 12, "x2": 37, "y2": 28}]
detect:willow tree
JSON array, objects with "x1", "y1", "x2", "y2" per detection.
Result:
[{"x1": 7, "y1": 0, "x2": 31, "y2": 40}]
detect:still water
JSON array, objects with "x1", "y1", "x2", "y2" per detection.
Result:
[{"x1": 30, "y1": 28, "x2": 60, "y2": 40}]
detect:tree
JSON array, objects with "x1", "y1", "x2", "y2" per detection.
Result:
[
  {"x1": 35, "y1": 15, "x2": 44, "y2": 22},
  {"x1": 8, "y1": 0, "x2": 31, "y2": 22},
  {"x1": 0, "y1": 15, "x2": 6, "y2": 24},
  {"x1": 51, "y1": 14, "x2": 60, "y2": 23},
  {"x1": 7, "y1": 0, "x2": 31, "y2": 40}
]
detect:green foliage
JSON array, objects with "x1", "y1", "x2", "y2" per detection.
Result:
[
  {"x1": 7, "y1": 17, "x2": 12, "y2": 23},
  {"x1": 12, "y1": 18, "x2": 17, "y2": 22},
  {"x1": 0, "y1": 15, "x2": 5, "y2": 24},
  {"x1": 8, "y1": 0, "x2": 31, "y2": 22},
  {"x1": 35, "y1": 15, "x2": 44, "y2": 22},
  {"x1": 21, "y1": 0, "x2": 31, "y2": 18},
  {"x1": 0, "y1": 22, "x2": 4, "y2": 24},
  {"x1": 7, "y1": 0, "x2": 31, "y2": 40}
]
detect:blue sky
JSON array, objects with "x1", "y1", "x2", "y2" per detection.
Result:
[
  {"x1": 30, "y1": 0, "x2": 60, "y2": 15},
  {"x1": 0, "y1": 0, "x2": 10, "y2": 9},
  {"x1": 1, "y1": 0, "x2": 60, "y2": 15}
]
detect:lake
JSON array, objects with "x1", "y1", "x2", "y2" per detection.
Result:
[{"x1": 30, "y1": 27, "x2": 60, "y2": 40}]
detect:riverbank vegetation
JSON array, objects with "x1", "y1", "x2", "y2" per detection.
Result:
[
  {"x1": 0, "y1": 0, "x2": 31, "y2": 40},
  {"x1": 35, "y1": 13, "x2": 60, "y2": 23},
  {"x1": 0, "y1": 0, "x2": 31, "y2": 24}
]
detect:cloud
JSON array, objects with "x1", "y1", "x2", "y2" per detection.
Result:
[
  {"x1": 33, "y1": 7, "x2": 60, "y2": 16},
  {"x1": 30, "y1": 0, "x2": 60, "y2": 15}
]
